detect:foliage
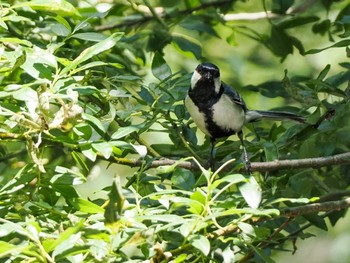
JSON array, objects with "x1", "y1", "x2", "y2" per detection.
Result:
[{"x1": 0, "y1": 0, "x2": 350, "y2": 262}]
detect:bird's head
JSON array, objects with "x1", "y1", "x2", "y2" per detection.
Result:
[{"x1": 190, "y1": 62, "x2": 221, "y2": 93}]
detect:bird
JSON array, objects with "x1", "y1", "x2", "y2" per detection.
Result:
[{"x1": 184, "y1": 62, "x2": 305, "y2": 171}]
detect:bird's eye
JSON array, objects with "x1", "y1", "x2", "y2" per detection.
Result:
[{"x1": 213, "y1": 70, "x2": 219, "y2": 78}]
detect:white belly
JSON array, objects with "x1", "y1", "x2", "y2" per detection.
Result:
[
  {"x1": 185, "y1": 95, "x2": 210, "y2": 136},
  {"x1": 212, "y1": 94, "x2": 245, "y2": 133}
]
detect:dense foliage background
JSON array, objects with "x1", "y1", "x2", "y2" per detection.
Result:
[{"x1": 0, "y1": 0, "x2": 350, "y2": 262}]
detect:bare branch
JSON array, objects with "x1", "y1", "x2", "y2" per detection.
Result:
[
  {"x1": 2, "y1": 132, "x2": 350, "y2": 172},
  {"x1": 103, "y1": 152, "x2": 350, "y2": 173},
  {"x1": 96, "y1": 0, "x2": 250, "y2": 31},
  {"x1": 251, "y1": 152, "x2": 350, "y2": 172},
  {"x1": 281, "y1": 197, "x2": 350, "y2": 217},
  {"x1": 223, "y1": 11, "x2": 278, "y2": 21},
  {"x1": 208, "y1": 197, "x2": 350, "y2": 242}
]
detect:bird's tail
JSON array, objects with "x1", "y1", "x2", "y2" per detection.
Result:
[{"x1": 246, "y1": 110, "x2": 305, "y2": 123}]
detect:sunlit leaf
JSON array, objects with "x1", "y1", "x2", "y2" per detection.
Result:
[
  {"x1": 191, "y1": 235, "x2": 210, "y2": 256},
  {"x1": 239, "y1": 177, "x2": 262, "y2": 209},
  {"x1": 61, "y1": 33, "x2": 123, "y2": 75},
  {"x1": 69, "y1": 198, "x2": 104, "y2": 214},
  {"x1": 13, "y1": 0, "x2": 81, "y2": 17},
  {"x1": 111, "y1": 126, "x2": 139, "y2": 140}
]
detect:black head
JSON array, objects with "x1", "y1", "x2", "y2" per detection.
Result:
[
  {"x1": 190, "y1": 62, "x2": 221, "y2": 93},
  {"x1": 195, "y1": 62, "x2": 220, "y2": 80}
]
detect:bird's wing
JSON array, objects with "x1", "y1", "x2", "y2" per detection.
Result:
[{"x1": 221, "y1": 82, "x2": 248, "y2": 111}]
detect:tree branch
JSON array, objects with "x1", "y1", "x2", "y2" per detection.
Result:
[
  {"x1": 96, "y1": 0, "x2": 240, "y2": 31},
  {"x1": 2, "y1": 132, "x2": 350, "y2": 172},
  {"x1": 103, "y1": 152, "x2": 350, "y2": 172},
  {"x1": 208, "y1": 197, "x2": 350, "y2": 241},
  {"x1": 281, "y1": 197, "x2": 350, "y2": 217}
]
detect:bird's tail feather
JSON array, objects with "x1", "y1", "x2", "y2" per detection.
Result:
[{"x1": 246, "y1": 110, "x2": 305, "y2": 123}]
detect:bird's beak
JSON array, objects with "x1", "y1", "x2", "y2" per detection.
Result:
[{"x1": 204, "y1": 72, "x2": 212, "y2": 79}]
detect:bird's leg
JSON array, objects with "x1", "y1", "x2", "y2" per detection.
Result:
[
  {"x1": 238, "y1": 131, "x2": 251, "y2": 174},
  {"x1": 209, "y1": 137, "x2": 216, "y2": 171}
]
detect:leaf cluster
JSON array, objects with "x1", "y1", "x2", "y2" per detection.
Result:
[{"x1": 0, "y1": 0, "x2": 350, "y2": 262}]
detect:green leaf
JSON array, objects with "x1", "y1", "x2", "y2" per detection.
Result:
[
  {"x1": 111, "y1": 126, "x2": 139, "y2": 140},
  {"x1": 43, "y1": 220, "x2": 84, "y2": 253},
  {"x1": 52, "y1": 233, "x2": 82, "y2": 259},
  {"x1": 173, "y1": 35, "x2": 201, "y2": 59},
  {"x1": 73, "y1": 123, "x2": 93, "y2": 140},
  {"x1": 20, "y1": 47, "x2": 57, "y2": 79},
  {"x1": 239, "y1": 177, "x2": 262, "y2": 209},
  {"x1": 50, "y1": 172, "x2": 86, "y2": 185},
  {"x1": 267, "y1": 26, "x2": 293, "y2": 59},
  {"x1": 71, "y1": 32, "x2": 108, "y2": 42},
  {"x1": 191, "y1": 235, "x2": 210, "y2": 256},
  {"x1": 51, "y1": 23, "x2": 70, "y2": 36},
  {"x1": 277, "y1": 16, "x2": 319, "y2": 29},
  {"x1": 251, "y1": 246, "x2": 275, "y2": 263},
  {"x1": 0, "y1": 241, "x2": 23, "y2": 256},
  {"x1": 72, "y1": 151, "x2": 90, "y2": 174},
  {"x1": 61, "y1": 32, "x2": 123, "y2": 75},
  {"x1": 151, "y1": 52, "x2": 172, "y2": 80},
  {"x1": 317, "y1": 64, "x2": 331, "y2": 80},
  {"x1": 104, "y1": 179, "x2": 125, "y2": 223},
  {"x1": 69, "y1": 198, "x2": 104, "y2": 214},
  {"x1": 92, "y1": 142, "x2": 113, "y2": 159},
  {"x1": 210, "y1": 173, "x2": 246, "y2": 191},
  {"x1": 13, "y1": 0, "x2": 81, "y2": 17},
  {"x1": 171, "y1": 168, "x2": 195, "y2": 190},
  {"x1": 82, "y1": 113, "x2": 106, "y2": 136},
  {"x1": 0, "y1": 165, "x2": 36, "y2": 194},
  {"x1": 305, "y1": 39, "x2": 350, "y2": 54},
  {"x1": 0, "y1": 37, "x2": 32, "y2": 47},
  {"x1": 263, "y1": 141, "x2": 279, "y2": 162},
  {"x1": 81, "y1": 145, "x2": 97, "y2": 161},
  {"x1": 271, "y1": 0, "x2": 294, "y2": 14}
]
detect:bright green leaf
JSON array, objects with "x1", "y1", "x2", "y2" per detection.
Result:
[
  {"x1": 43, "y1": 220, "x2": 84, "y2": 253},
  {"x1": 13, "y1": 0, "x2": 81, "y2": 18},
  {"x1": 61, "y1": 32, "x2": 123, "y2": 75},
  {"x1": 69, "y1": 198, "x2": 104, "y2": 214}
]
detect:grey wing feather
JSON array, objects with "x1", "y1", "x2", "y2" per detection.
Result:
[{"x1": 221, "y1": 82, "x2": 248, "y2": 111}]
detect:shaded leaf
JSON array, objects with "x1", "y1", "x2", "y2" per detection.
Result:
[
  {"x1": 173, "y1": 36, "x2": 201, "y2": 59},
  {"x1": 152, "y1": 52, "x2": 171, "y2": 80},
  {"x1": 305, "y1": 39, "x2": 350, "y2": 54}
]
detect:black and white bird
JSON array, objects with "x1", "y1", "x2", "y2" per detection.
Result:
[{"x1": 185, "y1": 62, "x2": 305, "y2": 170}]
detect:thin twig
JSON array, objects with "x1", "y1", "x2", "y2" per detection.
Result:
[{"x1": 96, "y1": 0, "x2": 233, "y2": 31}]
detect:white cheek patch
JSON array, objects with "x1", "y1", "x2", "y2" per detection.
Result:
[
  {"x1": 212, "y1": 94, "x2": 245, "y2": 133},
  {"x1": 191, "y1": 70, "x2": 201, "y2": 89},
  {"x1": 214, "y1": 77, "x2": 221, "y2": 93},
  {"x1": 185, "y1": 95, "x2": 210, "y2": 136}
]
